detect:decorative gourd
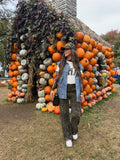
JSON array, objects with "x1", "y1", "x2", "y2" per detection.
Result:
[
  {"x1": 93, "y1": 78, "x2": 98, "y2": 84},
  {"x1": 52, "y1": 52, "x2": 62, "y2": 62},
  {"x1": 76, "y1": 48, "x2": 85, "y2": 58},
  {"x1": 43, "y1": 58, "x2": 52, "y2": 66},
  {"x1": 46, "y1": 102, "x2": 55, "y2": 112},
  {"x1": 39, "y1": 64, "x2": 46, "y2": 70},
  {"x1": 22, "y1": 73, "x2": 29, "y2": 81},
  {"x1": 19, "y1": 49, "x2": 28, "y2": 57},
  {"x1": 18, "y1": 80, "x2": 24, "y2": 85},
  {"x1": 38, "y1": 90, "x2": 45, "y2": 97},
  {"x1": 44, "y1": 73, "x2": 51, "y2": 80},
  {"x1": 38, "y1": 97, "x2": 45, "y2": 103},
  {"x1": 39, "y1": 78, "x2": 47, "y2": 85},
  {"x1": 41, "y1": 107, "x2": 48, "y2": 112},
  {"x1": 21, "y1": 59, "x2": 27, "y2": 67},
  {"x1": 36, "y1": 103, "x2": 46, "y2": 109},
  {"x1": 17, "y1": 55, "x2": 22, "y2": 61},
  {"x1": 92, "y1": 66, "x2": 97, "y2": 72},
  {"x1": 19, "y1": 92, "x2": 25, "y2": 97},
  {"x1": 18, "y1": 65, "x2": 23, "y2": 70}
]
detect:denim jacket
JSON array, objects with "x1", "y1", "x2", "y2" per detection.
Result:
[{"x1": 57, "y1": 61, "x2": 83, "y2": 102}]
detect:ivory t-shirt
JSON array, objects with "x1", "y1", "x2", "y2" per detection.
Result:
[{"x1": 56, "y1": 61, "x2": 76, "y2": 84}]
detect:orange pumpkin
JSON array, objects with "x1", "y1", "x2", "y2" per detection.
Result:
[
  {"x1": 15, "y1": 61, "x2": 20, "y2": 66},
  {"x1": 90, "y1": 72, "x2": 95, "y2": 78},
  {"x1": 84, "y1": 71, "x2": 91, "y2": 79},
  {"x1": 97, "y1": 43, "x2": 102, "y2": 51},
  {"x1": 84, "y1": 51, "x2": 93, "y2": 60},
  {"x1": 12, "y1": 81, "x2": 18, "y2": 87},
  {"x1": 81, "y1": 42, "x2": 88, "y2": 50},
  {"x1": 86, "y1": 64, "x2": 93, "y2": 72},
  {"x1": 84, "y1": 84, "x2": 91, "y2": 94},
  {"x1": 88, "y1": 78, "x2": 93, "y2": 85},
  {"x1": 46, "y1": 102, "x2": 55, "y2": 112},
  {"x1": 48, "y1": 45, "x2": 56, "y2": 54},
  {"x1": 45, "y1": 94, "x2": 52, "y2": 101},
  {"x1": 76, "y1": 48, "x2": 85, "y2": 59},
  {"x1": 8, "y1": 65, "x2": 12, "y2": 70},
  {"x1": 92, "y1": 48, "x2": 99, "y2": 56},
  {"x1": 75, "y1": 32, "x2": 84, "y2": 42},
  {"x1": 12, "y1": 77, "x2": 17, "y2": 82},
  {"x1": 56, "y1": 32, "x2": 63, "y2": 39},
  {"x1": 11, "y1": 54, "x2": 17, "y2": 60},
  {"x1": 90, "y1": 39, "x2": 96, "y2": 47},
  {"x1": 11, "y1": 64, "x2": 17, "y2": 71},
  {"x1": 83, "y1": 79, "x2": 88, "y2": 86},
  {"x1": 44, "y1": 86, "x2": 51, "y2": 94},
  {"x1": 13, "y1": 71, "x2": 19, "y2": 76},
  {"x1": 48, "y1": 78, "x2": 54, "y2": 86},
  {"x1": 9, "y1": 79, "x2": 13, "y2": 85},
  {"x1": 90, "y1": 58, "x2": 97, "y2": 66},
  {"x1": 56, "y1": 41, "x2": 66, "y2": 52},
  {"x1": 76, "y1": 43, "x2": 81, "y2": 48},
  {"x1": 91, "y1": 84, "x2": 95, "y2": 90},
  {"x1": 101, "y1": 46, "x2": 106, "y2": 53},
  {"x1": 83, "y1": 35, "x2": 90, "y2": 43},
  {"x1": 47, "y1": 65, "x2": 54, "y2": 74},
  {"x1": 80, "y1": 58, "x2": 89, "y2": 68},
  {"x1": 53, "y1": 72, "x2": 56, "y2": 78},
  {"x1": 8, "y1": 92, "x2": 12, "y2": 98},
  {"x1": 8, "y1": 72, "x2": 14, "y2": 77},
  {"x1": 52, "y1": 52, "x2": 62, "y2": 62},
  {"x1": 88, "y1": 44, "x2": 92, "y2": 51}
]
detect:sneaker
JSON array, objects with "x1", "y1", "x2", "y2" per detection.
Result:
[
  {"x1": 66, "y1": 139, "x2": 72, "y2": 147},
  {"x1": 72, "y1": 134, "x2": 78, "y2": 140}
]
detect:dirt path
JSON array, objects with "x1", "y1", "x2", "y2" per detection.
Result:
[{"x1": 0, "y1": 84, "x2": 120, "y2": 160}]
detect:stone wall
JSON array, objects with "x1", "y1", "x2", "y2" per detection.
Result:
[{"x1": 52, "y1": 0, "x2": 76, "y2": 19}]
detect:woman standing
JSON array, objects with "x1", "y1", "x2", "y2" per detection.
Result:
[{"x1": 50, "y1": 43, "x2": 84, "y2": 147}]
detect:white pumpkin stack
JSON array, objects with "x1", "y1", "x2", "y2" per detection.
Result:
[
  {"x1": 36, "y1": 55, "x2": 52, "y2": 109},
  {"x1": 16, "y1": 34, "x2": 28, "y2": 103}
]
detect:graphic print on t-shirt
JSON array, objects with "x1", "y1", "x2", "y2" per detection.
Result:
[{"x1": 68, "y1": 68, "x2": 76, "y2": 76}]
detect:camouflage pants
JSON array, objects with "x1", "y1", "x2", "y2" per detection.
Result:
[{"x1": 59, "y1": 84, "x2": 81, "y2": 140}]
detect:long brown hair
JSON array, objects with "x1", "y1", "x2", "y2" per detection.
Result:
[{"x1": 58, "y1": 49, "x2": 82, "y2": 81}]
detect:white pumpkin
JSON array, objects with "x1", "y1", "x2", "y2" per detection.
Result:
[
  {"x1": 43, "y1": 58, "x2": 52, "y2": 66},
  {"x1": 39, "y1": 78, "x2": 47, "y2": 85},
  {"x1": 19, "y1": 49, "x2": 28, "y2": 57},
  {"x1": 20, "y1": 35, "x2": 25, "y2": 41},
  {"x1": 22, "y1": 84, "x2": 28, "y2": 89},
  {"x1": 18, "y1": 80, "x2": 24, "y2": 85},
  {"x1": 22, "y1": 73, "x2": 29, "y2": 81},
  {"x1": 21, "y1": 43, "x2": 26, "y2": 49},
  {"x1": 18, "y1": 65, "x2": 23, "y2": 70},
  {"x1": 19, "y1": 69, "x2": 27, "y2": 74},
  {"x1": 17, "y1": 75, "x2": 21, "y2": 80},
  {"x1": 39, "y1": 64, "x2": 46, "y2": 70},
  {"x1": 22, "y1": 88, "x2": 27, "y2": 92},
  {"x1": 40, "y1": 52, "x2": 46, "y2": 59},
  {"x1": 21, "y1": 59, "x2": 27, "y2": 67},
  {"x1": 17, "y1": 98, "x2": 24, "y2": 103},
  {"x1": 36, "y1": 103, "x2": 46, "y2": 109},
  {"x1": 17, "y1": 85, "x2": 22, "y2": 91},
  {"x1": 38, "y1": 90, "x2": 45, "y2": 97},
  {"x1": 38, "y1": 97, "x2": 45, "y2": 103},
  {"x1": 44, "y1": 73, "x2": 51, "y2": 80}
]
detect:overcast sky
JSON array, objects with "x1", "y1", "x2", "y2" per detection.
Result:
[
  {"x1": 6, "y1": 0, "x2": 120, "y2": 36},
  {"x1": 77, "y1": 0, "x2": 120, "y2": 35}
]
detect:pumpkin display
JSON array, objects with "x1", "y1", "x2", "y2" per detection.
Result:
[
  {"x1": 80, "y1": 58, "x2": 89, "y2": 68},
  {"x1": 48, "y1": 45, "x2": 56, "y2": 54},
  {"x1": 54, "y1": 106, "x2": 60, "y2": 114},
  {"x1": 75, "y1": 32, "x2": 84, "y2": 42},
  {"x1": 19, "y1": 49, "x2": 28, "y2": 57},
  {"x1": 56, "y1": 41, "x2": 66, "y2": 52},
  {"x1": 36, "y1": 103, "x2": 46, "y2": 109},
  {"x1": 44, "y1": 86, "x2": 51, "y2": 94},
  {"x1": 47, "y1": 65, "x2": 54, "y2": 74},
  {"x1": 46, "y1": 102, "x2": 55, "y2": 112},
  {"x1": 56, "y1": 32, "x2": 63, "y2": 39},
  {"x1": 76, "y1": 48, "x2": 85, "y2": 59},
  {"x1": 11, "y1": 54, "x2": 17, "y2": 60}
]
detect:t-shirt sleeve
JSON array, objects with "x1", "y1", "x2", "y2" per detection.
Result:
[
  {"x1": 56, "y1": 65, "x2": 59, "y2": 72},
  {"x1": 79, "y1": 62, "x2": 84, "y2": 71}
]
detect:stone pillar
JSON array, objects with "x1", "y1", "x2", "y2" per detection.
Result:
[{"x1": 52, "y1": 0, "x2": 77, "y2": 19}]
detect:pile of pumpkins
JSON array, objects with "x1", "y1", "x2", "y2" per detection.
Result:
[
  {"x1": 8, "y1": 40, "x2": 29, "y2": 103},
  {"x1": 36, "y1": 31, "x2": 116, "y2": 114}
]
